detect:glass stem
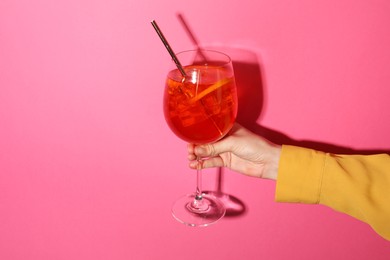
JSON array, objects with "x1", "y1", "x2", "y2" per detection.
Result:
[{"x1": 195, "y1": 156, "x2": 203, "y2": 200}]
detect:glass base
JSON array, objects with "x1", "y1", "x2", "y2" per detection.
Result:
[{"x1": 172, "y1": 193, "x2": 226, "y2": 227}]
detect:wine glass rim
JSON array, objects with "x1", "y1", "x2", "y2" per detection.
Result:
[{"x1": 175, "y1": 49, "x2": 232, "y2": 66}]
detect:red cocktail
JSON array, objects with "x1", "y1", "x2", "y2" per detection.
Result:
[{"x1": 164, "y1": 50, "x2": 238, "y2": 226}]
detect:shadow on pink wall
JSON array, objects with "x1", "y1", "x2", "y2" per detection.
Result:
[{"x1": 232, "y1": 49, "x2": 390, "y2": 155}]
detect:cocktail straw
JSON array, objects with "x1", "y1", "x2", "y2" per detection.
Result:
[{"x1": 151, "y1": 20, "x2": 187, "y2": 77}]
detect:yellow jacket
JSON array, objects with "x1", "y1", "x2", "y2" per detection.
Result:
[{"x1": 276, "y1": 145, "x2": 390, "y2": 241}]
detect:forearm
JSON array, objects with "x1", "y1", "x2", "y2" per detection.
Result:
[{"x1": 275, "y1": 145, "x2": 390, "y2": 241}]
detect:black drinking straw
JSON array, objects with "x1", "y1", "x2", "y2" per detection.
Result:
[{"x1": 151, "y1": 20, "x2": 187, "y2": 77}]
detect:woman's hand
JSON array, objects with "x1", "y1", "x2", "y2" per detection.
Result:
[{"x1": 188, "y1": 123, "x2": 281, "y2": 180}]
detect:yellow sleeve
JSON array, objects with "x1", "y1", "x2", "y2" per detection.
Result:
[{"x1": 275, "y1": 145, "x2": 390, "y2": 241}]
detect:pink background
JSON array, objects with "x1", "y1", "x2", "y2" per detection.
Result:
[{"x1": 1, "y1": 0, "x2": 389, "y2": 259}]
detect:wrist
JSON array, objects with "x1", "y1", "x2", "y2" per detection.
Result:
[{"x1": 265, "y1": 144, "x2": 281, "y2": 181}]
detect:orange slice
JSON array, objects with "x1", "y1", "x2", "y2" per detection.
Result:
[{"x1": 189, "y1": 78, "x2": 232, "y2": 103}]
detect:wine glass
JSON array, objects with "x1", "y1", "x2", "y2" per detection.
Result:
[{"x1": 163, "y1": 49, "x2": 238, "y2": 226}]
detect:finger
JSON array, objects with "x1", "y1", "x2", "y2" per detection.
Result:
[
  {"x1": 187, "y1": 153, "x2": 197, "y2": 161},
  {"x1": 189, "y1": 156, "x2": 225, "y2": 170},
  {"x1": 194, "y1": 139, "x2": 233, "y2": 157},
  {"x1": 202, "y1": 157, "x2": 225, "y2": 169},
  {"x1": 187, "y1": 143, "x2": 196, "y2": 161},
  {"x1": 189, "y1": 160, "x2": 198, "y2": 169},
  {"x1": 187, "y1": 143, "x2": 195, "y2": 154}
]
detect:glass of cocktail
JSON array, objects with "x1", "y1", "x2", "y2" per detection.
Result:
[{"x1": 164, "y1": 49, "x2": 238, "y2": 226}]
